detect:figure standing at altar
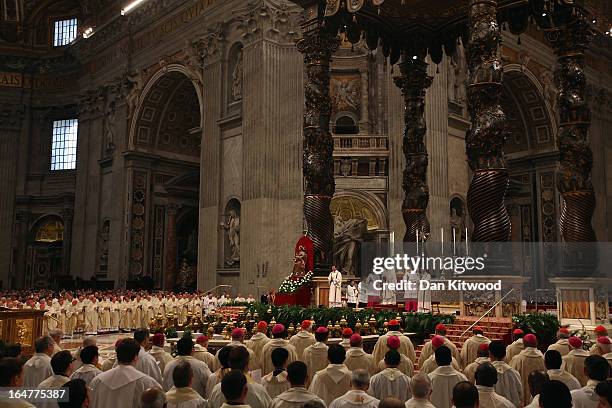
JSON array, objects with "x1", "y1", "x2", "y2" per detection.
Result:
[
  {"x1": 417, "y1": 270, "x2": 432, "y2": 312},
  {"x1": 328, "y1": 266, "x2": 342, "y2": 308}
]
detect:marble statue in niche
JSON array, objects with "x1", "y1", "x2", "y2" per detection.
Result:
[
  {"x1": 104, "y1": 99, "x2": 116, "y2": 152},
  {"x1": 448, "y1": 43, "x2": 467, "y2": 104},
  {"x1": 222, "y1": 207, "x2": 240, "y2": 266},
  {"x1": 333, "y1": 216, "x2": 367, "y2": 276},
  {"x1": 450, "y1": 198, "x2": 467, "y2": 241}
]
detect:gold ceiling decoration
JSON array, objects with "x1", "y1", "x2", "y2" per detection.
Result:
[
  {"x1": 35, "y1": 220, "x2": 64, "y2": 243},
  {"x1": 331, "y1": 196, "x2": 380, "y2": 231}
]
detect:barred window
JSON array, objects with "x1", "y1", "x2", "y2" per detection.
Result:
[
  {"x1": 51, "y1": 119, "x2": 78, "y2": 170},
  {"x1": 52, "y1": 18, "x2": 77, "y2": 46}
]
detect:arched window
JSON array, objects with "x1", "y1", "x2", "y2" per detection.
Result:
[{"x1": 334, "y1": 115, "x2": 359, "y2": 134}]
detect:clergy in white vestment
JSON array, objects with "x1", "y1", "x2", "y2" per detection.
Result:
[
  {"x1": 206, "y1": 346, "x2": 232, "y2": 399},
  {"x1": 23, "y1": 335, "x2": 54, "y2": 387},
  {"x1": 0, "y1": 357, "x2": 36, "y2": 407},
  {"x1": 203, "y1": 293, "x2": 217, "y2": 315},
  {"x1": 463, "y1": 343, "x2": 490, "y2": 384},
  {"x1": 460, "y1": 327, "x2": 490, "y2": 368},
  {"x1": 570, "y1": 355, "x2": 610, "y2": 408},
  {"x1": 246, "y1": 321, "x2": 270, "y2": 359},
  {"x1": 329, "y1": 369, "x2": 379, "y2": 408},
  {"x1": 163, "y1": 338, "x2": 212, "y2": 398},
  {"x1": 544, "y1": 349, "x2": 581, "y2": 391},
  {"x1": 420, "y1": 336, "x2": 461, "y2": 375},
  {"x1": 340, "y1": 328, "x2": 353, "y2": 350},
  {"x1": 547, "y1": 328, "x2": 571, "y2": 356},
  {"x1": 328, "y1": 266, "x2": 343, "y2": 308},
  {"x1": 288, "y1": 320, "x2": 316, "y2": 359},
  {"x1": 37, "y1": 350, "x2": 74, "y2": 408},
  {"x1": 70, "y1": 345, "x2": 102, "y2": 385},
  {"x1": 487, "y1": 341, "x2": 522, "y2": 408},
  {"x1": 123, "y1": 328, "x2": 163, "y2": 384},
  {"x1": 218, "y1": 370, "x2": 257, "y2": 408},
  {"x1": 308, "y1": 345, "x2": 352, "y2": 405},
  {"x1": 208, "y1": 346, "x2": 272, "y2": 408},
  {"x1": 405, "y1": 373, "x2": 436, "y2": 408},
  {"x1": 368, "y1": 350, "x2": 412, "y2": 402},
  {"x1": 90, "y1": 338, "x2": 162, "y2": 408},
  {"x1": 562, "y1": 336, "x2": 591, "y2": 386},
  {"x1": 346, "y1": 280, "x2": 358, "y2": 308},
  {"x1": 504, "y1": 329, "x2": 524, "y2": 363},
  {"x1": 509, "y1": 334, "x2": 545, "y2": 406},
  {"x1": 193, "y1": 335, "x2": 216, "y2": 371},
  {"x1": 260, "y1": 324, "x2": 298, "y2": 375},
  {"x1": 345, "y1": 333, "x2": 377, "y2": 375},
  {"x1": 269, "y1": 361, "x2": 326, "y2": 408},
  {"x1": 427, "y1": 346, "x2": 468, "y2": 408},
  {"x1": 591, "y1": 336, "x2": 612, "y2": 357},
  {"x1": 474, "y1": 362, "x2": 516, "y2": 408},
  {"x1": 523, "y1": 370, "x2": 548, "y2": 408},
  {"x1": 49, "y1": 329, "x2": 63, "y2": 356},
  {"x1": 72, "y1": 336, "x2": 98, "y2": 371},
  {"x1": 150, "y1": 333, "x2": 174, "y2": 375},
  {"x1": 357, "y1": 279, "x2": 369, "y2": 308},
  {"x1": 372, "y1": 319, "x2": 417, "y2": 364},
  {"x1": 165, "y1": 360, "x2": 208, "y2": 408},
  {"x1": 302, "y1": 326, "x2": 330, "y2": 380},
  {"x1": 261, "y1": 348, "x2": 291, "y2": 398},
  {"x1": 417, "y1": 324, "x2": 459, "y2": 368}
]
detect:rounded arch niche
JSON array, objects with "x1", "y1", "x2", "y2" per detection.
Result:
[{"x1": 129, "y1": 67, "x2": 203, "y2": 159}]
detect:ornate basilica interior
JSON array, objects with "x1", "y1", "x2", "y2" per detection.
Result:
[{"x1": 0, "y1": 0, "x2": 610, "y2": 297}]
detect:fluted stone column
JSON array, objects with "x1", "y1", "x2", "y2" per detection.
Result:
[
  {"x1": 296, "y1": 26, "x2": 339, "y2": 274},
  {"x1": 61, "y1": 208, "x2": 74, "y2": 276},
  {"x1": 393, "y1": 56, "x2": 433, "y2": 242},
  {"x1": 164, "y1": 204, "x2": 178, "y2": 289},
  {"x1": 465, "y1": 0, "x2": 510, "y2": 242},
  {"x1": 0, "y1": 104, "x2": 24, "y2": 289}
]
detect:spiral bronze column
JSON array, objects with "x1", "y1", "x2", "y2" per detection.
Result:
[
  {"x1": 393, "y1": 57, "x2": 433, "y2": 242},
  {"x1": 546, "y1": 18, "x2": 596, "y2": 243},
  {"x1": 296, "y1": 28, "x2": 339, "y2": 274},
  {"x1": 465, "y1": 0, "x2": 511, "y2": 242}
]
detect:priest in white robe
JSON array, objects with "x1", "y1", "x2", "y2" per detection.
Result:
[
  {"x1": 149, "y1": 333, "x2": 174, "y2": 374},
  {"x1": 345, "y1": 333, "x2": 377, "y2": 375},
  {"x1": 90, "y1": 338, "x2": 161, "y2": 408},
  {"x1": 368, "y1": 350, "x2": 412, "y2": 402},
  {"x1": 428, "y1": 346, "x2": 468, "y2": 408},
  {"x1": 288, "y1": 320, "x2": 316, "y2": 359},
  {"x1": 23, "y1": 335, "x2": 54, "y2": 387},
  {"x1": 509, "y1": 334, "x2": 545, "y2": 405},
  {"x1": 504, "y1": 329, "x2": 524, "y2": 363},
  {"x1": 547, "y1": 328, "x2": 571, "y2": 356},
  {"x1": 488, "y1": 340, "x2": 523, "y2": 408},
  {"x1": 545, "y1": 349, "x2": 581, "y2": 391},
  {"x1": 570, "y1": 354, "x2": 609, "y2": 408},
  {"x1": 0, "y1": 357, "x2": 36, "y2": 408},
  {"x1": 163, "y1": 338, "x2": 212, "y2": 398},
  {"x1": 329, "y1": 369, "x2": 379, "y2": 408},
  {"x1": 463, "y1": 343, "x2": 490, "y2": 384},
  {"x1": 131, "y1": 329, "x2": 163, "y2": 384},
  {"x1": 261, "y1": 348, "x2": 291, "y2": 398},
  {"x1": 372, "y1": 320, "x2": 417, "y2": 364},
  {"x1": 308, "y1": 345, "x2": 352, "y2": 405},
  {"x1": 460, "y1": 327, "x2": 490, "y2": 368},
  {"x1": 302, "y1": 327, "x2": 330, "y2": 379},
  {"x1": 328, "y1": 266, "x2": 342, "y2": 308},
  {"x1": 270, "y1": 361, "x2": 325, "y2": 408},
  {"x1": 246, "y1": 321, "x2": 270, "y2": 358},
  {"x1": 165, "y1": 360, "x2": 208, "y2": 408},
  {"x1": 70, "y1": 345, "x2": 102, "y2": 385},
  {"x1": 260, "y1": 324, "x2": 298, "y2": 375},
  {"x1": 562, "y1": 336, "x2": 590, "y2": 386},
  {"x1": 193, "y1": 335, "x2": 216, "y2": 371},
  {"x1": 405, "y1": 373, "x2": 436, "y2": 408},
  {"x1": 474, "y1": 362, "x2": 516, "y2": 408},
  {"x1": 38, "y1": 351, "x2": 74, "y2": 408}
]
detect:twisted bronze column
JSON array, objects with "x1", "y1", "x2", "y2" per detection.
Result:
[
  {"x1": 465, "y1": 0, "x2": 511, "y2": 242},
  {"x1": 297, "y1": 28, "x2": 339, "y2": 273},
  {"x1": 394, "y1": 57, "x2": 433, "y2": 242},
  {"x1": 547, "y1": 18, "x2": 595, "y2": 242}
]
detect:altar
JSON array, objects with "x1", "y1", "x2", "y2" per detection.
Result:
[{"x1": 0, "y1": 308, "x2": 46, "y2": 355}]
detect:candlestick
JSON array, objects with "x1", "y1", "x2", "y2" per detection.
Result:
[
  {"x1": 452, "y1": 228, "x2": 456, "y2": 255},
  {"x1": 416, "y1": 229, "x2": 419, "y2": 255},
  {"x1": 465, "y1": 227, "x2": 469, "y2": 256},
  {"x1": 441, "y1": 227, "x2": 444, "y2": 255}
]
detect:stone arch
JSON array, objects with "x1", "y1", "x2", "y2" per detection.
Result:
[
  {"x1": 129, "y1": 65, "x2": 203, "y2": 158},
  {"x1": 331, "y1": 190, "x2": 388, "y2": 231}
]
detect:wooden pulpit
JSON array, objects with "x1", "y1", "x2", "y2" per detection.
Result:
[{"x1": 0, "y1": 308, "x2": 46, "y2": 355}]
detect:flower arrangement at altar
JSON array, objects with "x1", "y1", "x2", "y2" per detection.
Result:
[{"x1": 277, "y1": 271, "x2": 314, "y2": 294}]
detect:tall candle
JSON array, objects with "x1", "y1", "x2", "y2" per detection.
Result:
[
  {"x1": 465, "y1": 227, "x2": 469, "y2": 256},
  {"x1": 452, "y1": 228, "x2": 456, "y2": 255},
  {"x1": 441, "y1": 227, "x2": 444, "y2": 255}
]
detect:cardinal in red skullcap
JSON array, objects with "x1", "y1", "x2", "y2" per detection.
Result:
[
  {"x1": 562, "y1": 336, "x2": 590, "y2": 386},
  {"x1": 592, "y1": 336, "x2": 612, "y2": 359},
  {"x1": 547, "y1": 327, "x2": 571, "y2": 356},
  {"x1": 192, "y1": 335, "x2": 216, "y2": 371},
  {"x1": 371, "y1": 319, "x2": 417, "y2": 366},
  {"x1": 260, "y1": 324, "x2": 298, "y2": 375},
  {"x1": 590, "y1": 326, "x2": 612, "y2": 356},
  {"x1": 463, "y1": 342, "x2": 491, "y2": 383},
  {"x1": 505, "y1": 328, "x2": 526, "y2": 363},
  {"x1": 460, "y1": 325, "x2": 491, "y2": 368},
  {"x1": 344, "y1": 333, "x2": 377, "y2": 375},
  {"x1": 302, "y1": 327, "x2": 330, "y2": 379},
  {"x1": 339, "y1": 328, "x2": 354, "y2": 350},
  {"x1": 149, "y1": 333, "x2": 173, "y2": 374},
  {"x1": 509, "y1": 333, "x2": 546, "y2": 405},
  {"x1": 245, "y1": 321, "x2": 271, "y2": 371},
  {"x1": 418, "y1": 322, "x2": 460, "y2": 368},
  {"x1": 289, "y1": 319, "x2": 316, "y2": 359},
  {"x1": 419, "y1": 335, "x2": 462, "y2": 375}
]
